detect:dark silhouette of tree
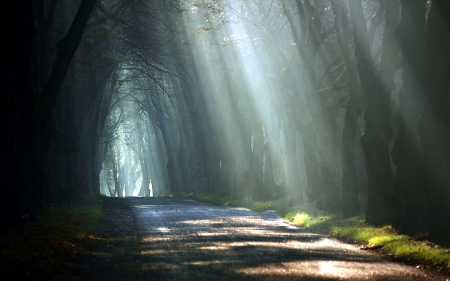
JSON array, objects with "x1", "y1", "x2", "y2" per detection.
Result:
[
  {"x1": 421, "y1": 0, "x2": 450, "y2": 240},
  {"x1": 392, "y1": 0, "x2": 427, "y2": 232},
  {"x1": 331, "y1": 0, "x2": 363, "y2": 217},
  {"x1": 349, "y1": 0, "x2": 399, "y2": 225}
]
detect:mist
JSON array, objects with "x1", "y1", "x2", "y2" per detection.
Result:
[{"x1": 4, "y1": 0, "x2": 450, "y2": 239}]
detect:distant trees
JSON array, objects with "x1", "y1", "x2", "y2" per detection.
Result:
[{"x1": 281, "y1": 0, "x2": 347, "y2": 209}]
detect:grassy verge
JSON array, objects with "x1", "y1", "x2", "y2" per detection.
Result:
[
  {"x1": 0, "y1": 193, "x2": 104, "y2": 279},
  {"x1": 176, "y1": 193, "x2": 450, "y2": 272}
]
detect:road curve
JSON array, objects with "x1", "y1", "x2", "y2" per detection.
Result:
[{"x1": 117, "y1": 197, "x2": 447, "y2": 280}]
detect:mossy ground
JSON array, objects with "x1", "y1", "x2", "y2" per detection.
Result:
[
  {"x1": 0, "y1": 193, "x2": 103, "y2": 279},
  {"x1": 175, "y1": 192, "x2": 450, "y2": 274}
]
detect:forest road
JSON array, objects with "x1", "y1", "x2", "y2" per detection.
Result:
[{"x1": 89, "y1": 197, "x2": 449, "y2": 281}]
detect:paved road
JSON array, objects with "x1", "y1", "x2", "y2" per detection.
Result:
[{"x1": 94, "y1": 197, "x2": 449, "y2": 280}]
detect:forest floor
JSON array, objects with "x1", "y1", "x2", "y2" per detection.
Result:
[
  {"x1": 0, "y1": 195, "x2": 142, "y2": 280},
  {"x1": 1, "y1": 196, "x2": 450, "y2": 280}
]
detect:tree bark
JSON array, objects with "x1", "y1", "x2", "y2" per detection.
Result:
[
  {"x1": 392, "y1": 0, "x2": 427, "y2": 231},
  {"x1": 282, "y1": 0, "x2": 341, "y2": 210},
  {"x1": 331, "y1": 0, "x2": 363, "y2": 217},
  {"x1": 39, "y1": 0, "x2": 98, "y2": 124},
  {"x1": 421, "y1": 0, "x2": 450, "y2": 240},
  {"x1": 349, "y1": 0, "x2": 398, "y2": 225},
  {"x1": 1, "y1": 0, "x2": 40, "y2": 228}
]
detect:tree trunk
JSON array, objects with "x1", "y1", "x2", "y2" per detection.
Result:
[
  {"x1": 349, "y1": 0, "x2": 398, "y2": 225},
  {"x1": 139, "y1": 157, "x2": 151, "y2": 197},
  {"x1": 331, "y1": 0, "x2": 363, "y2": 217},
  {"x1": 39, "y1": 0, "x2": 98, "y2": 117},
  {"x1": 1, "y1": 0, "x2": 42, "y2": 228},
  {"x1": 282, "y1": 1, "x2": 341, "y2": 210},
  {"x1": 421, "y1": 0, "x2": 450, "y2": 240},
  {"x1": 392, "y1": 0, "x2": 427, "y2": 231}
]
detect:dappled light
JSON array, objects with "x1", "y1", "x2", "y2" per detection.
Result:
[{"x1": 128, "y1": 197, "x2": 438, "y2": 280}]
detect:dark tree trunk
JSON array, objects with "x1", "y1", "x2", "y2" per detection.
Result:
[
  {"x1": 341, "y1": 99, "x2": 362, "y2": 217},
  {"x1": 112, "y1": 152, "x2": 122, "y2": 197},
  {"x1": 392, "y1": 0, "x2": 427, "y2": 231},
  {"x1": 35, "y1": 0, "x2": 58, "y2": 90},
  {"x1": 421, "y1": 0, "x2": 450, "y2": 240},
  {"x1": 158, "y1": 117, "x2": 181, "y2": 194},
  {"x1": 331, "y1": 0, "x2": 363, "y2": 217},
  {"x1": 76, "y1": 74, "x2": 109, "y2": 196},
  {"x1": 285, "y1": 121, "x2": 303, "y2": 205},
  {"x1": 299, "y1": 124, "x2": 322, "y2": 202},
  {"x1": 0, "y1": 0, "x2": 99, "y2": 228},
  {"x1": 349, "y1": 0, "x2": 398, "y2": 225},
  {"x1": 39, "y1": 0, "x2": 98, "y2": 116},
  {"x1": 0, "y1": 0, "x2": 42, "y2": 228}
]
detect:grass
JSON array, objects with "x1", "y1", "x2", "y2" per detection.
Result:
[
  {"x1": 331, "y1": 222, "x2": 450, "y2": 269},
  {"x1": 178, "y1": 192, "x2": 450, "y2": 271},
  {"x1": 0, "y1": 193, "x2": 104, "y2": 279}
]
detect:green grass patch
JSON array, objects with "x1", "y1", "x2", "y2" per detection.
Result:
[
  {"x1": 332, "y1": 224, "x2": 450, "y2": 267},
  {"x1": 187, "y1": 193, "x2": 450, "y2": 270}
]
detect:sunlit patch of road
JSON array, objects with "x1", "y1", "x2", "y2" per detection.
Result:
[{"x1": 125, "y1": 197, "x2": 447, "y2": 280}]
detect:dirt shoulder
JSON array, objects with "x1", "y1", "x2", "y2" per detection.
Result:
[{"x1": 74, "y1": 198, "x2": 143, "y2": 281}]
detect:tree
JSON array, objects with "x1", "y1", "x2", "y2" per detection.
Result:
[
  {"x1": 331, "y1": 0, "x2": 363, "y2": 217},
  {"x1": 281, "y1": 0, "x2": 342, "y2": 210},
  {"x1": 39, "y1": 0, "x2": 98, "y2": 119},
  {"x1": 392, "y1": 0, "x2": 427, "y2": 231},
  {"x1": 349, "y1": 0, "x2": 400, "y2": 225},
  {"x1": 421, "y1": 0, "x2": 450, "y2": 240}
]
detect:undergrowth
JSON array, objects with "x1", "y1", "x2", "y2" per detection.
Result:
[
  {"x1": 181, "y1": 192, "x2": 450, "y2": 272},
  {"x1": 0, "y1": 193, "x2": 103, "y2": 279}
]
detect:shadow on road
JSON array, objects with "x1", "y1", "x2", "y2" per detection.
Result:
[{"x1": 73, "y1": 197, "x2": 445, "y2": 281}]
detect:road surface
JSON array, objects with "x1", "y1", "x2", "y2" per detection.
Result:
[{"x1": 88, "y1": 197, "x2": 449, "y2": 280}]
